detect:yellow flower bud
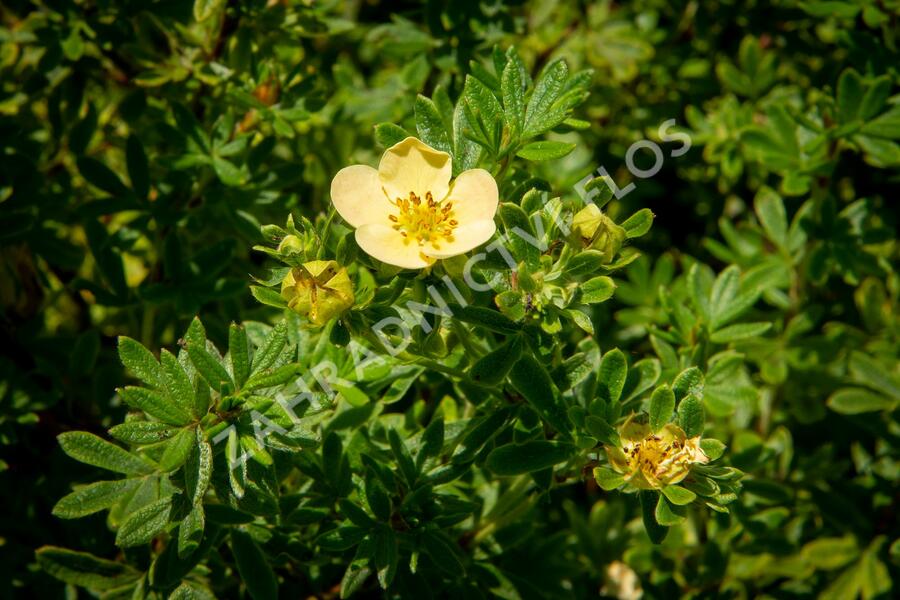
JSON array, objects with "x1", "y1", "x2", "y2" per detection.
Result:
[
  {"x1": 604, "y1": 416, "x2": 708, "y2": 489},
  {"x1": 280, "y1": 260, "x2": 354, "y2": 327},
  {"x1": 277, "y1": 235, "x2": 305, "y2": 255},
  {"x1": 571, "y1": 204, "x2": 626, "y2": 263}
]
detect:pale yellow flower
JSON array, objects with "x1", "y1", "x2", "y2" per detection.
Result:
[
  {"x1": 330, "y1": 137, "x2": 499, "y2": 269},
  {"x1": 604, "y1": 416, "x2": 708, "y2": 489}
]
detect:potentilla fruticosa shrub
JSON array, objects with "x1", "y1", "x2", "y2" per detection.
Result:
[{"x1": 37, "y1": 47, "x2": 749, "y2": 597}]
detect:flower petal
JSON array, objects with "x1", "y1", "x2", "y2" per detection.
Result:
[
  {"x1": 619, "y1": 415, "x2": 650, "y2": 443},
  {"x1": 355, "y1": 223, "x2": 434, "y2": 270},
  {"x1": 605, "y1": 446, "x2": 631, "y2": 474},
  {"x1": 331, "y1": 164, "x2": 393, "y2": 228},
  {"x1": 422, "y1": 219, "x2": 496, "y2": 259},
  {"x1": 379, "y1": 137, "x2": 451, "y2": 202},
  {"x1": 442, "y1": 168, "x2": 499, "y2": 224}
]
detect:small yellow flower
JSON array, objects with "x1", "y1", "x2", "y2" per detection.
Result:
[
  {"x1": 330, "y1": 137, "x2": 499, "y2": 269},
  {"x1": 572, "y1": 204, "x2": 626, "y2": 263},
  {"x1": 604, "y1": 416, "x2": 708, "y2": 489},
  {"x1": 281, "y1": 260, "x2": 354, "y2": 326}
]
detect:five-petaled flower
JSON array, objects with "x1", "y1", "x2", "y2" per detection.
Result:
[
  {"x1": 604, "y1": 416, "x2": 709, "y2": 489},
  {"x1": 330, "y1": 137, "x2": 499, "y2": 269}
]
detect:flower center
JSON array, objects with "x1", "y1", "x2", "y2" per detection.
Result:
[
  {"x1": 626, "y1": 434, "x2": 690, "y2": 481},
  {"x1": 389, "y1": 191, "x2": 458, "y2": 247}
]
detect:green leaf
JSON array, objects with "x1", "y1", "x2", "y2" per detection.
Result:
[
  {"x1": 322, "y1": 431, "x2": 344, "y2": 486},
  {"x1": 415, "y1": 95, "x2": 452, "y2": 154},
  {"x1": 569, "y1": 309, "x2": 594, "y2": 335},
  {"x1": 672, "y1": 367, "x2": 704, "y2": 400},
  {"x1": 509, "y1": 356, "x2": 571, "y2": 436},
  {"x1": 53, "y1": 479, "x2": 142, "y2": 519},
  {"x1": 229, "y1": 323, "x2": 251, "y2": 390},
  {"x1": 186, "y1": 340, "x2": 234, "y2": 394},
  {"x1": 452, "y1": 95, "x2": 481, "y2": 174},
  {"x1": 585, "y1": 415, "x2": 620, "y2": 446},
  {"x1": 859, "y1": 105, "x2": 900, "y2": 139},
  {"x1": 77, "y1": 156, "x2": 129, "y2": 196},
  {"x1": 524, "y1": 59, "x2": 568, "y2": 137},
  {"x1": 827, "y1": 388, "x2": 896, "y2": 414},
  {"x1": 661, "y1": 485, "x2": 697, "y2": 505},
  {"x1": 598, "y1": 348, "x2": 627, "y2": 403},
  {"x1": 581, "y1": 276, "x2": 616, "y2": 304},
  {"x1": 341, "y1": 539, "x2": 374, "y2": 598},
  {"x1": 463, "y1": 75, "x2": 503, "y2": 152},
  {"x1": 564, "y1": 250, "x2": 608, "y2": 278},
  {"x1": 231, "y1": 529, "x2": 278, "y2": 600},
  {"x1": 120, "y1": 386, "x2": 193, "y2": 426},
  {"x1": 364, "y1": 478, "x2": 392, "y2": 524},
  {"x1": 655, "y1": 494, "x2": 687, "y2": 525},
  {"x1": 126, "y1": 134, "x2": 150, "y2": 199},
  {"x1": 184, "y1": 317, "x2": 206, "y2": 347},
  {"x1": 58, "y1": 431, "x2": 153, "y2": 475},
  {"x1": 858, "y1": 76, "x2": 892, "y2": 121},
  {"x1": 317, "y1": 525, "x2": 367, "y2": 551},
  {"x1": 802, "y1": 536, "x2": 859, "y2": 570},
  {"x1": 159, "y1": 427, "x2": 197, "y2": 472},
  {"x1": 212, "y1": 156, "x2": 246, "y2": 186},
  {"x1": 116, "y1": 496, "x2": 173, "y2": 547},
  {"x1": 374, "y1": 529, "x2": 399, "y2": 589},
  {"x1": 593, "y1": 467, "x2": 625, "y2": 491},
  {"x1": 640, "y1": 491, "x2": 668, "y2": 543},
  {"x1": 621, "y1": 208, "x2": 654, "y2": 238},
  {"x1": 118, "y1": 336, "x2": 164, "y2": 389},
  {"x1": 688, "y1": 264, "x2": 713, "y2": 322},
  {"x1": 194, "y1": 0, "x2": 224, "y2": 22},
  {"x1": 451, "y1": 407, "x2": 513, "y2": 464},
  {"x1": 160, "y1": 350, "x2": 197, "y2": 418},
  {"x1": 837, "y1": 68, "x2": 865, "y2": 124},
  {"x1": 388, "y1": 429, "x2": 418, "y2": 486},
  {"x1": 178, "y1": 503, "x2": 205, "y2": 558},
  {"x1": 251, "y1": 320, "x2": 289, "y2": 374},
  {"x1": 677, "y1": 393, "x2": 705, "y2": 438},
  {"x1": 501, "y1": 50, "x2": 526, "y2": 138},
  {"x1": 69, "y1": 102, "x2": 97, "y2": 155},
  {"x1": 374, "y1": 123, "x2": 410, "y2": 149},
  {"x1": 381, "y1": 369, "x2": 423, "y2": 404},
  {"x1": 422, "y1": 531, "x2": 466, "y2": 575},
  {"x1": 250, "y1": 285, "x2": 288, "y2": 309},
  {"x1": 417, "y1": 417, "x2": 445, "y2": 468},
  {"x1": 36, "y1": 546, "x2": 141, "y2": 591},
  {"x1": 186, "y1": 434, "x2": 213, "y2": 505},
  {"x1": 485, "y1": 440, "x2": 574, "y2": 475},
  {"x1": 649, "y1": 385, "x2": 675, "y2": 432},
  {"x1": 516, "y1": 140, "x2": 576, "y2": 161},
  {"x1": 109, "y1": 421, "x2": 177, "y2": 445},
  {"x1": 470, "y1": 336, "x2": 522, "y2": 385},
  {"x1": 710, "y1": 265, "x2": 740, "y2": 324},
  {"x1": 449, "y1": 304, "x2": 520, "y2": 335},
  {"x1": 754, "y1": 187, "x2": 788, "y2": 249},
  {"x1": 710, "y1": 322, "x2": 772, "y2": 343},
  {"x1": 700, "y1": 438, "x2": 726, "y2": 461},
  {"x1": 849, "y1": 351, "x2": 900, "y2": 400},
  {"x1": 244, "y1": 363, "x2": 300, "y2": 392}
]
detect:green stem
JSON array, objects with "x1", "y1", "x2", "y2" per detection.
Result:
[{"x1": 317, "y1": 207, "x2": 337, "y2": 259}]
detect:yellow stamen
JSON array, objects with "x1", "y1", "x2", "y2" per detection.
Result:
[{"x1": 392, "y1": 191, "x2": 457, "y2": 246}]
